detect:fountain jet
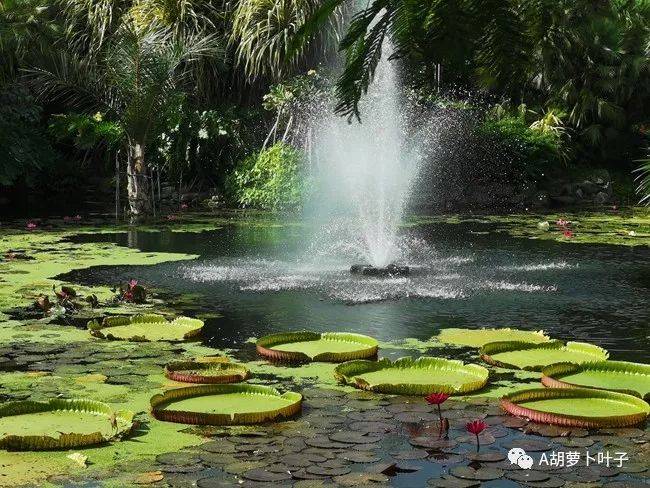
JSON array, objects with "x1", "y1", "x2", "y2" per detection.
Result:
[{"x1": 303, "y1": 40, "x2": 423, "y2": 270}]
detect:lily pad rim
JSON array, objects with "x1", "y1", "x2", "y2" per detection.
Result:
[
  {"x1": 541, "y1": 360, "x2": 650, "y2": 399},
  {"x1": 150, "y1": 383, "x2": 302, "y2": 425},
  {"x1": 334, "y1": 356, "x2": 489, "y2": 395},
  {"x1": 435, "y1": 327, "x2": 551, "y2": 347},
  {"x1": 500, "y1": 387, "x2": 650, "y2": 428},
  {"x1": 256, "y1": 330, "x2": 379, "y2": 362},
  {"x1": 0, "y1": 397, "x2": 135, "y2": 451},
  {"x1": 164, "y1": 360, "x2": 250, "y2": 384},
  {"x1": 87, "y1": 313, "x2": 204, "y2": 342},
  {"x1": 480, "y1": 339, "x2": 609, "y2": 370}
]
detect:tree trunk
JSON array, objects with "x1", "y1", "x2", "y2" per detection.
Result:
[{"x1": 126, "y1": 141, "x2": 151, "y2": 220}]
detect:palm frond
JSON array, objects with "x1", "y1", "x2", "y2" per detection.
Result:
[{"x1": 634, "y1": 148, "x2": 650, "y2": 205}]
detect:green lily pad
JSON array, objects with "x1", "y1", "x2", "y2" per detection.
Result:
[
  {"x1": 256, "y1": 331, "x2": 378, "y2": 362},
  {"x1": 88, "y1": 314, "x2": 203, "y2": 342},
  {"x1": 480, "y1": 340, "x2": 608, "y2": 370},
  {"x1": 542, "y1": 361, "x2": 650, "y2": 399},
  {"x1": 436, "y1": 328, "x2": 550, "y2": 347},
  {"x1": 334, "y1": 357, "x2": 489, "y2": 395},
  {"x1": 0, "y1": 398, "x2": 134, "y2": 450},
  {"x1": 150, "y1": 384, "x2": 302, "y2": 425},
  {"x1": 165, "y1": 360, "x2": 250, "y2": 384},
  {"x1": 501, "y1": 388, "x2": 650, "y2": 428}
]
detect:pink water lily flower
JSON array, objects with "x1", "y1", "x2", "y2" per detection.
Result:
[
  {"x1": 128, "y1": 279, "x2": 138, "y2": 289},
  {"x1": 26, "y1": 221, "x2": 38, "y2": 230},
  {"x1": 466, "y1": 419, "x2": 488, "y2": 452},
  {"x1": 563, "y1": 230, "x2": 573, "y2": 238},
  {"x1": 180, "y1": 203, "x2": 188, "y2": 210}
]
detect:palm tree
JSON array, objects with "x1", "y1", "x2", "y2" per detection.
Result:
[
  {"x1": 231, "y1": 0, "x2": 346, "y2": 81},
  {"x1": 28, "y1": 21, "x2": 218, "y2": 218}
]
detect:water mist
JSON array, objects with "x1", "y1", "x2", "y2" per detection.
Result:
[{"x1": 303, "y1": 43, "x2": 423, "y2": 271}]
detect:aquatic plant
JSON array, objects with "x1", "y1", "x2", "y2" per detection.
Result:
[
  {"x1": 541, "y1": 360, "x2": 650, "y2": 399},
  {"x1": 164, "y1": 360, "x2": 250, "y2": 384},
  {"x1": 256, "y1": 331, "x2": 378, "y2": 362},
  {"x1": 480, "y1": 340, "x2": 608, "y2": 370},
  {"x1": 119, "y1": 279, "x2": 146, "y2": 303},
  {"x1": 87, "y1": 314, "x2": 203, "y2": 342},
  {"x1": 425, "y1": 392, "x2": 450, "y2": 439},
  {"x1": 501, "y1": 388, "x2": 650, "y2": 428},
  {"x1": 466, "y1": 419, "x2": 487, "y2": 452},
  {"x1": 334, "y1": 357, "x2": 489, "y2": 395},
  {"x1": 0, "y1": 398, "x2": 134, "y2": 451},
  {"x1": 150, "y1": 384, "x2": 302, "y2": 425}
]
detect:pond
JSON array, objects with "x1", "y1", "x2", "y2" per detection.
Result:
[{"x1": 64, "y1": 218, "x2": 650, "y2": 362}]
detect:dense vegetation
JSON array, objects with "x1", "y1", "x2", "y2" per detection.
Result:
[{"x1": 0, "y1": 0, "x2": 648, "y2": 217}]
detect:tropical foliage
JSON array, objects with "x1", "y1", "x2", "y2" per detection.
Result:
[
  {"x1": 0, "y1": 0, "x2": 649, "y2": 211},
  {"x1": 226, "y1": 142, "x2": 306, "y2": 210}
]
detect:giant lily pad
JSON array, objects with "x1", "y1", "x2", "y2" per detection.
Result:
[
  {"x1": 436, "y1": 328, "x2": 550, "y2": 348},
  {"x1": 256, "y1": 331, "x2": 378, "y2": 362},
  {"x1": 480, "y1": 340, "x2": 608, "y2": 370},
  {"x1": 88, "y1": 314, "x2": 203, "y2": 342},
  {"x1": 542, "y1": 361, "x2": 650, "y2": 399},
  {"x1": 0, "y1": 398, "x2": 134, "y2": 450},
  {"x1": 501, "y1": 388, "x2": 650, "y2": 428},
  {"x1": 150, "y1": 384, "x2": 302, "y2": 425},
  {"x1": 165, "y1": 360, "x2": 250, "y2": 384},
  {"x1": 334, "y1": 357, "x2": 489, "y2": 395}
]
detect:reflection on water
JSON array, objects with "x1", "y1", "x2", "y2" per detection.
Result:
[{"x1": 64, "y1": 220, "x2": 650, "y2": 362}]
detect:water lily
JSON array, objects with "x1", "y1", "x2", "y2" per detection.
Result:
[
  {"x1": 128, "y1": 279, "x2": 138, "y2": 289},
  {"x1": 425, "y1": 392, "x2": 450, "y2": 439},
  {"x1": 466, "y1": 419, "x2": 487, "y2": 452},
  {"x1": 556, "y1": 219, "x2": 569, "y2": 227},
  {"x1": 73, "y1": 215, "x2": 82, "y2": 221},
  {"x1": 167, "y1": 214, "x2": 177, "y2": 220},
  {"x1": 563, "y1": 230, "x2": 573, "y2": 238},
  {"x1": 26, "y1": 221, "x2": 37, "y2": 230},
  {"x1": 180, "y1": 203, "x2": 188, "y2": 210}
]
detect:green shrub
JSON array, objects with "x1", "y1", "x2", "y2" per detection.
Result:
[
  {"x1": 478, "y1": 115, "x2": 564, "y2": 178},
  {"x1": 226, "y1": 142, "x2": 306, "y2": 210}
]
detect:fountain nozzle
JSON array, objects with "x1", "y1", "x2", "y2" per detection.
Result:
[{"x1": 350, "y1": 264, "x2": 410, "y2": 277}]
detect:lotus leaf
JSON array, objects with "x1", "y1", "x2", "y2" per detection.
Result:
[
  {"x1": 334, "y1": 357, "x2": 489, "y2": 395},
  {"x1": 150, "y1": 384, "x2": 302, "y2": 425},
  {"x1": 436, "y1": 327, "x2": 550, "y2": 347},
  {"x1": 480, "y1": 340, "x2": 608, "y2": 370},
  {"x1": 501, "y1": 388, "x2": 650, "y2": 428},
  {"x1": 87, "y1": 314, "x2": 203, "y2": 342},
  {"x1": 256, "y1": 331, "x2": 378, "y2": 362},
  {"x1": 542, "y1": 361, "x2": 650, "y2": 399},
  {"x1": 165, "y1": 360, "x2": 250, "y2": 384},
  {"x1": 0, "y1": 398, "x2": 134, "y2": 450}
]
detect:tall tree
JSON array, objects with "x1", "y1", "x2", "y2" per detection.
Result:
[{"x1": 28, "y1": 21, "x2": 218, "y2": 218}]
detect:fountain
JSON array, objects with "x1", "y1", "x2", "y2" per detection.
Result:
[{"x1": 303, "y1": 41, "x2": 424, "y2": 276}]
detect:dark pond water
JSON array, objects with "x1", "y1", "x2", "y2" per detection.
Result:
[{"x1": 63, "y1": 219, "x2": 650, "y2": 362}]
